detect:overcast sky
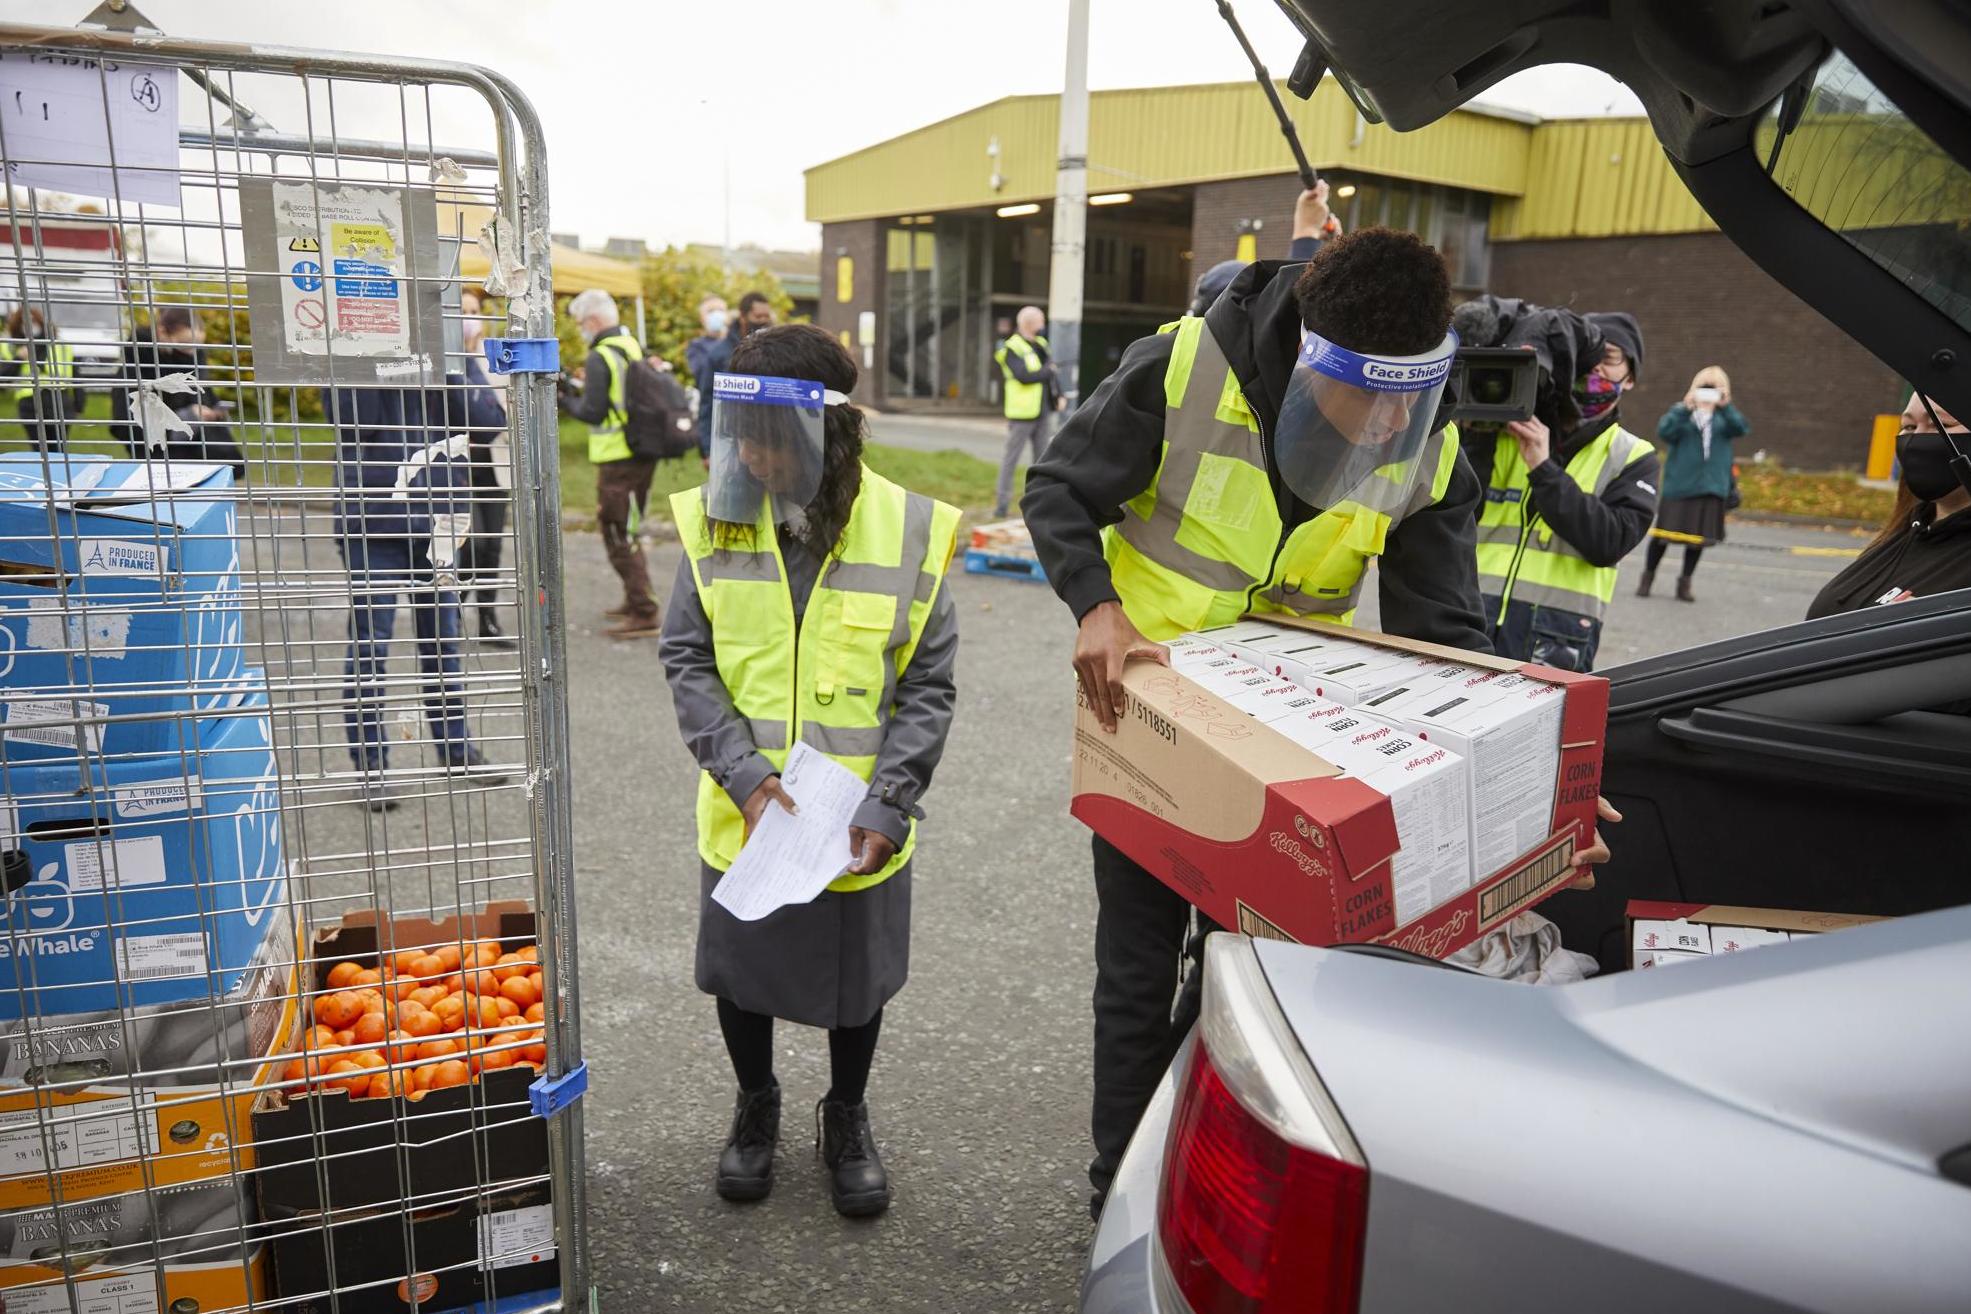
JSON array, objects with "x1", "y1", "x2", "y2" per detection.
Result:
[{"x1": 20, "y1": 0, "x2": 1643, "y2": 251}]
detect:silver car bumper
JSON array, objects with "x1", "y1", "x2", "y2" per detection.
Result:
[{"x1": 1079, "y1": 1034, "x2": 1191, "y2": 1314}]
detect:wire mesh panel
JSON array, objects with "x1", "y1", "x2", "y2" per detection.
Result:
[{"x1": 0, "y1": 13, "x2": 585, "y2": 1313}]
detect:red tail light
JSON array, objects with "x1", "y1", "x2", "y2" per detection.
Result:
[{"x1": 1156, "y1": 936, "x2": 1368, "y2": 1314}]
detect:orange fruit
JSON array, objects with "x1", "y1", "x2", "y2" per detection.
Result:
[
  {"x1": 409, "y1": 954, "x2": 445, "y2": 982},
  {"x1": 350, "y1": 968, "x2": 382, "y2": 989},
  {"x1": 333, "y1": 1029, "x2": 356, "y2": 1047},
  {"x1": 476, "y1": 1046, "x2": 514, "y2": 1074},
  {"x1": 429, "y1": 1060, "x2": 471, "y2": 1090},
  {"x1": 315, "y1": 991, "x2": 364, "y2": 1030},
  {"x1": 524, "y1": 1003, "x2": 544, "y2": 1025},
  {"x1": 324, "y1": 1059, "x2": 368, "y2": 1096},
  {"x1": 392, "y1": 950, "x2": 425, "y2": 976},
  {"x1": 402, "y1": 1009, "x2": 442, "y2": 1039},
  {"x1": 460, "y1": 967, "x2": 495, "y2": 996},
  {"x1": 325, "y1": 961, "x2": 362, "y2": 990},
  {"x1": 515, "y1": 945, "x2": 539, "y2": 965},
  {"x1": 518, "y1": 1031, "x2": 547, "y2": 1066},
  {"x1": 440, "y1": 974, "x2": 466, "y2": 997},
  {"x1": 417, "y1": 1038, "x2": 460, "y2": 1062},
  {"x1": 364, "y1": 1072, "x2": 400, "y2": 1100},
  {"x1": 432, "y1": 997, "x2": 467, "y2": 1032},
  {"x1": 499, "y1": 975, "x2": 540, "y2": 1010},
  {"x1": 357, "y1": 989, "x2": 388, "y2": 1016},
  {"x1": 433, "y1": 945, "x2": 464, "y2": 972},
  {"x1": 493, "y1": 997, "x2": 520, "y2": 1020},
  {"x1": 280, "y1": 1058, "x2": 308, "y2": 1086},
  {"x1": 491, "y1": 953, "x2": 525, "y2": 983},
  {"x1": 407, "y1": 986, "x2": 447, "y2": 1012},
  {"x1": 351, "y1": 1013, "x2": 388, "y2": 1045},
  {"x1": 302, "y1": 1024, "x2": 339, "y2": 1051}
]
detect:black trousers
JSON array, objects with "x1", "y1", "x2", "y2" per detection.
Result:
[{"x1": 1090, "y1": 835, "x2": 1214, "y2": 1200}]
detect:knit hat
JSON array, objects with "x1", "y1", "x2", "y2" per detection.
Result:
[{"x1": 1586, "y1": 311, "x2": 1644, "y2": 383}]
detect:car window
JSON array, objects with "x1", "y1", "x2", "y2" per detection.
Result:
[{"x1": 1757, "y1": 50, "x2": 1971, "y2": 332}]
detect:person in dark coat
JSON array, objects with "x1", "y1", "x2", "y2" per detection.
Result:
[
  {"x1": 689, "y1": 291, "x2": 775, "y2": 443},
  {"x1": 1644, "y1": 364, "x2": 1750, "y2": 602},
  {"x1": 452, "y1": 293, "x2": 515, "y2": 648},
  {"x1": 110, "y1": 306, "x2": 247, "y2": 477},
  {"x1": 684, "y1": 296, "x2": 728, "y2": 460},
  {"x1": 329, "y1": 385, "x2": 507, "y2": 811},
  {"x1": 1808, "y1": 392, "x2": 1971, "y2": 617}
]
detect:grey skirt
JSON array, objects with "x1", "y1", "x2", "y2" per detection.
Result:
[
  {"x1": 696, "y1": 862, "x2": 911, "y2": 1030},
  {"x1": 1653, "y1": 494, "x2": 1728, "y2": 546}
]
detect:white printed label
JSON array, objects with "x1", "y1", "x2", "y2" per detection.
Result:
[
  {"x1": 1, "y1": 1270, "x2": 160, "y2": 1314},
  {"x1": 112, "y1": 780, "x2": 202, "y2": 819},
  {"x1": 65, "y1": 835, "x2": 168, "y2": 893},
  {"x1": 21, "y1": 598, "x2": 132, "y2": 658},
  {"x1": 0, "y1": 1096, "x2": 155, "y2": 1175},
  {"x1": 114, "y1": 931, "x2": 208, "y2": 983},
  {"x1": 3, "y1": 698, "x2": 107, "y2": 752},
  {"x1": 76, "y1": 538, "x2": 166, "y2": 577},
  {"x1": 478, "y1": 1204, "x2": 556, "y2": 1270}
]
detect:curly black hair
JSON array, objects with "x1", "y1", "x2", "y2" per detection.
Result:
[
  {"x1": 1293, "y1": 227, "x2": 1452, "y2": 356},
  {"x1": 716, "y1": 323, "x2": 865, "y2": 558}
]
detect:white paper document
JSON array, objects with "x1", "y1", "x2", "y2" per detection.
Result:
[
  {"x1": 712, "y1": 742, "x2": 865, "y2": 922},
  {"x1": 0, "y1": 52, "x2": 181, "y2": 206}
]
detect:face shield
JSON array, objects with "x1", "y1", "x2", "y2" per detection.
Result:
[
  {"x1": 705, "y1": 372, "x2": 841, "y2": 523},
  {"x1": 1274, "y1": 329, "x2": 1457, "y2": 509}
]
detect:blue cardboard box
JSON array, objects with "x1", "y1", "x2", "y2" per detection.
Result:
[
  {"x1": 0, "y1": 455, "x2": 245, "y2": 766},
  {"x1": 0, "y1": 674, "x2": 288, "y2": 1020}
]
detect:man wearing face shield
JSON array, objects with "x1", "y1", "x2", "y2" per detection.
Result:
[{"x1": 1024, "y1": 228, "x2": 1522, "y2": 1218}]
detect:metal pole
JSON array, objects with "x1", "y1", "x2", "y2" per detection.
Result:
[{"x1": 1046, "y1": 0, "x2": 1090, "y2": 409}]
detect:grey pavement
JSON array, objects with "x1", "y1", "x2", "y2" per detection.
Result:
[
  {"x1": 567, "y1": 512, "x2": 1862, "y2": 1311},
  {"x1": 241, "y1": 506, "x2": 1867, "y2": 1311},
  {"x1": 865, "y1": 410, "x2": 1022, "y2": 466}
]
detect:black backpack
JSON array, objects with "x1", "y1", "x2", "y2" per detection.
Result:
[{"x1": 603, "y1": 341, "x2": 700, "y2": 459}]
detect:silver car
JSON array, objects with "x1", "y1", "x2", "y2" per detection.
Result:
[{"x1": 1085, "y1": 917, "x2": 1971, "y2": 1313}]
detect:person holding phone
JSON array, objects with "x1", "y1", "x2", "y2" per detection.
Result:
[{"x1": 1642, "y1": 365, "x2": 1749, "y2": 601}]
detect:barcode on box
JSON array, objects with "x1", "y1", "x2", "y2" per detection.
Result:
[
  {"x1": 1478, "y1": 833, "x2": 1577, "y2": 928},
  {"x1": 479, "y1": 1203, "x2": 555, "y2": 1270},
  {"x1": 115, "y1": 932, "x2": 208, "y2": 983},
  {"x1": 1235, "y1": 900, "x2": 1298, "y2": 944}
]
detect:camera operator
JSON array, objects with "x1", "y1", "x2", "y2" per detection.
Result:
[{"x1": 1457, "y1": 301, "x2": 1658, "y2": 671}]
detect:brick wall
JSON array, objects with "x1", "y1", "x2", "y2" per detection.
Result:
[
  {"x1": 1191, "y1": 176, "x2": 1306, "y2": 271},
  {"x1": 817, "y1": 219, "x2": 885, "y2": 406},
  {"x1": 1488, "y1": 231, "x2": 1904, "y2": 470}
]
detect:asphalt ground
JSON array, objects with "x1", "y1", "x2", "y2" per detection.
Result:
[
  {"x1": 564, "y1": 513, "x2": 1863, "y2": 1311},
  {"x1": 250, "y1": 505, "x2": 1867, "y2": 1311}
]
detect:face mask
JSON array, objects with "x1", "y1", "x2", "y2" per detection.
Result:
[
  {"x1": 1896, "y1": 428, "x2": 1970, "y2": 502},
  {"x1": 1572, "y1": 372, "x2": 1621, "y2": 420},
  {"x1": 704, "y1": 310, "x2": 727, "y2": 335}
]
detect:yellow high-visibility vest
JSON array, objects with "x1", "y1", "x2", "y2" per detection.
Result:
[
  {"x1": 1, "y1": 340, "x2": 76, "y2": 406},
  {"x1": 1103, "y1": 315, "x2": 1462, "y2": 641},
  {"x1": 994, "y1": 333, "x2": 1049, "y2": 421},
  {"x1": 1474, "y1": 424, "x2": 1651, "y2": 623},
  {"x1": 671, "y1": 465, "x2": 961, "y2": 890},
  {"x1": 587, "y1": 328, "x2": 641, "y2": 464}
]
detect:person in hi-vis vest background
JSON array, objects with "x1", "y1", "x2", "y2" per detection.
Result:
[{"x1": 992, "y1": 305, "x2": 1063, "y2": 519}]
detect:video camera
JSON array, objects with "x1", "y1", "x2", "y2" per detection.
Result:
[{"x1": 1445, "y1": 347, "x2": 1541, "y2": 425}]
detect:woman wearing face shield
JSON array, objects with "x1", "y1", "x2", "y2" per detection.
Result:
[
  {"x1": 657, "y1": 324, "x2": 962, "y2": 1219},
  {"x1": 1808, "y1": 392, "x2": 1971, "y2": 617}
]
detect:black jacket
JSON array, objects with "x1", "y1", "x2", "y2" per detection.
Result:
[
  {"x1": 1807, "y1": 501, "x2": 1971, "y2": 618},
  {"x1": 1465, "y1": 409, "x2": 1662, "y2": 572},
  {"x1": 1021, "y1": 259, "x2": 1492, "y2": 653}
]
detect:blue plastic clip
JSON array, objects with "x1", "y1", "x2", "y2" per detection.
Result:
[
  {"x1": 484, "y1": 337, "x2": 560, "y2": 375},
  {"x1": 527, "y1": 1061, "x2": 589, "y2": 1118}
]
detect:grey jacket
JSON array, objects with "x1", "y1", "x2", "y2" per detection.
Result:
[{"x1": 657, "y1": 525, "x2": 960, "y2": 850}]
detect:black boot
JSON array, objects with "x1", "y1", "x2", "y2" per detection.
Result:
[
  {"x1": 817, "y1": 1097, "x2": 891, "y2": 1217},
  {"x1": 1636, "y1": 568, "x2": 1655, "y2": 598},
  {"x1": 717, "y1": 1081, "x2": 780, "y2": 1202},
  {"x1": 1676, "y1": 574, "x2": 1696, "y2": 603},
  {"x1": 479, "y1": 607, "x2": 519, "y2": 650}
]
